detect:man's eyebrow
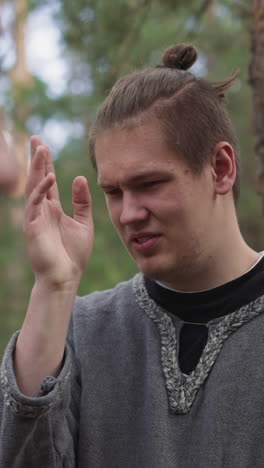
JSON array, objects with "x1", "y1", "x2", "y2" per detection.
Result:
[{"x1": 98, "y1": 170, "x2": 169, "y2": 188}]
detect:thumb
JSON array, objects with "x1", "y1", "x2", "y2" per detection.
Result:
[{"x1": 72, "y1": 176, "x2": 93, "y2": 227}]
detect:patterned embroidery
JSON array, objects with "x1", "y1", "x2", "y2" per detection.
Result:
[
  {"x1": 133, "y1": 273, "x2": 264, "y2": 414},
  {"x1": 0, "y1": 332, "x2": 71, "y2": 418}
]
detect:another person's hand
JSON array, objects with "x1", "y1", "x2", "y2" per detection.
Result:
[
  {"x1": 24, "y1": 136, "x2": 94, "y2": 290},
  {"x1": 0, "y1": 128, "x2": 19, "y2": 192}
]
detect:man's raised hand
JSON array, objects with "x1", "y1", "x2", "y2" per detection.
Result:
[{"x1": 24, "y1": 136, "x2": 94, "y2": 289}]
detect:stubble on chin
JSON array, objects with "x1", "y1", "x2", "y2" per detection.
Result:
[{"x1": 139, "y1": 249, "x2": 203, "y2": 286}]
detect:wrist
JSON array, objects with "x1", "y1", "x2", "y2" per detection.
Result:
[
  {"x1": 34, "y1": 274, "x2": 81, "y2": 294},
  {"x1": 22, "y1": 279, "x2": 78, "y2": 336},
  {"x1": 18, "y1": 279, "x2": 79, "y2": 362}
]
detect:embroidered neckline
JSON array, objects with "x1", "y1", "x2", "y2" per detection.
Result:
[{"x1": 133, "y1": 273, "x2": 264, "y2": 414}]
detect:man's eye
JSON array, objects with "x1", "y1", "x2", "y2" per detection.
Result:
[
  {"x1": 142, "y1": 181, "x2": 162, "y2": 188},
  {"x1": 105, "y1": 189, "x2": 121, "y2": 196}
]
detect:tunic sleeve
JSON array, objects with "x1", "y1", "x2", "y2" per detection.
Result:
[{"x1": 0, "y1": 332, "x2": 80, "y2": 468}]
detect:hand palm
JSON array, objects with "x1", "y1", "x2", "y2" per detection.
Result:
[{"x1": 25, "y1": 137, "x2": 94, "y2": 286}]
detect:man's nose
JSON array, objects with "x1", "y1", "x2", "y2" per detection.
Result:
[{"x1": 119, "y1": 193, "x2": 148, "y2": 225}]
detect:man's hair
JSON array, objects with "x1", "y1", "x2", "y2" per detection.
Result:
[{"x1": 89, "y1": 43, "x2": 240, "y2": 203}]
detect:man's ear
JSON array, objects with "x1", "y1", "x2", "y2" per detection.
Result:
[{"x1": 211, "y1": 142, "x2": 236, "y2": 196}]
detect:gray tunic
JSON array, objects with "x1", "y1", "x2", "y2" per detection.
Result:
[{"x1": 1, "y1": 273, "x2": 264, "y2": 467}]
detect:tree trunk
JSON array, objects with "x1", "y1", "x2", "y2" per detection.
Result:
[
  {"x1": 9, "y1": 0, "x2": 32, "y2": 197},
  {"x1": 199, "y1": 0, "x2": 216, "y2": 18},
  {"x1": 249, "y1": 0, "x2": 264, "y2": 212}
]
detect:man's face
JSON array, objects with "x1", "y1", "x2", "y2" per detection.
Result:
[{"x1": 95, "y1": 120, "x2": 216, "y2": 289}]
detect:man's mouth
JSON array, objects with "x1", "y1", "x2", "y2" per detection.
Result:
[
  {"x1": 130, "y1": 233, "x2": 161, "y2": 252},
  {"x1": 136, "y1": 236, "x2": 154, "y2": 244}
]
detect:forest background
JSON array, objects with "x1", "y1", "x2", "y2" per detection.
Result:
[{"x1": 0, "y1": 0, "x2": 262, "y2": 355}]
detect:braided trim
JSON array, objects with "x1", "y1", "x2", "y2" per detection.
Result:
[
  {"x1": 0, "y1": 332, "x2": 72, "y2": 418},
  {"x1": 133, "y1": 273, "x2": 264, "y2": 414},
  {"x1": 1, "y1": 362, "x2": 71, "y2": 418}
]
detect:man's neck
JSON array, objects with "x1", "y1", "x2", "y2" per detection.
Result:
[
  {"x1": 157, "y1": 250, "x2": 263, "y2": 294},
  {"x1": 160, "y1": 226, "x2": 259, "y2": 292}
]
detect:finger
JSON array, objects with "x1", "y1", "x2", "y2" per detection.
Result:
[
  {"x1": 44, "y1": 145, "x2": 60, "y2": 201},
  {"x1": 26, "y1": 145, "x2": 47, "y2": 199},
  {"x1": 25, "y1": 173, "x2": 56, "y2": 223},
  {"x1": 72, "y1": 176, "x2": 93, "y2": 227},
  {"x1": 30, "y1": 135, "x2": 43, "y2": 162}
]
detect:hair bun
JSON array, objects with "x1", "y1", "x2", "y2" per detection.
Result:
[{"x1": 162, "y1": 44, "x2": 198, "y2": 71}]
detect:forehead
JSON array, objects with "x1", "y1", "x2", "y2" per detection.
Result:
[{"x1": 95, "y1": 121, "x2": 183, "y2": 186}]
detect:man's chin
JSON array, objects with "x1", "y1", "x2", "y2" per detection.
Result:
[
  {"x1": 136, "y1": 259, "x2": 170, "y2": 282},
  {"x1": 128, "y1": 248, "x2": 173, "y2": 281}
]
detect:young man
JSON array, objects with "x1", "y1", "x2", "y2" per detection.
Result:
[{"x1": 1, "y1": 44, "x2": 264, "y2": 467}]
